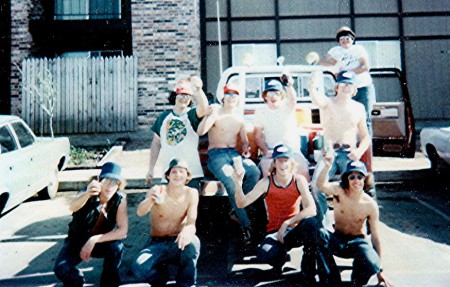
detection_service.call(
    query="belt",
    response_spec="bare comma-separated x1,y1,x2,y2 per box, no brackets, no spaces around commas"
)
333,143,351,150
151,236,178,242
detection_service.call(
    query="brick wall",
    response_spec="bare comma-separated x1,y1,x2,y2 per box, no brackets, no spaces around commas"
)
131,0,201,126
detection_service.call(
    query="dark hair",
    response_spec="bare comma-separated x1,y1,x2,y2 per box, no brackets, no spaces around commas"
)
168,91,193,107
164,166,192,184
340,172,374,191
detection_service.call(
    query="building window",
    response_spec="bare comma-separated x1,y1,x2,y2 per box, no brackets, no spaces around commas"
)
232,44,277,66
54,0,121,20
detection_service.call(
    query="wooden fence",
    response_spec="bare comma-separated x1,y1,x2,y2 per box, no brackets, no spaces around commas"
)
21,56,138,135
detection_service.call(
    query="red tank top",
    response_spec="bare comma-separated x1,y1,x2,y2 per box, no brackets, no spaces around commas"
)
265,175,302,233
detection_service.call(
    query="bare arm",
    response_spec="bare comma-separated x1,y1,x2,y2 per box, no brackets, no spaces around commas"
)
254,126,271,157
196,106,218,136
315,154,341,196
80,199,128,261
318,53,337,67
136,186,162,217
176,188,199,250
70,180,101,212
348,109,371,161
190,75,209,118
239,120,251,157
307,75,329,108
352,55,370,75
284,74,297,110
146,134,161,186
232,171,268,208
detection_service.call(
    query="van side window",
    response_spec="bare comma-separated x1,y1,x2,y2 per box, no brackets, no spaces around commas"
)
0,126,18,154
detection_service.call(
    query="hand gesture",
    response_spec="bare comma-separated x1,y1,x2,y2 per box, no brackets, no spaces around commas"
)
377,271,395,287
281,72,293,87
80,235,100,262
175,229,192,251
277,222,288,244
189,75,203,92
87,180,101,198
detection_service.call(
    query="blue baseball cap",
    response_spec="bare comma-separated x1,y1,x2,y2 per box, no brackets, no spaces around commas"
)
342,160,368,178
264,79,283,92
272,144,292,159
99,162,122,181
336,71,356,86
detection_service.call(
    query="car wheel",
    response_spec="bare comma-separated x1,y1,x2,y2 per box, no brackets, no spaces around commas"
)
426,145,441,173
38,166,59,199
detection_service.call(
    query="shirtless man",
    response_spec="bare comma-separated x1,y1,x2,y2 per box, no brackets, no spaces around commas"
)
133,159,200,287
316,155,394,287
308,71,371,225
197,84,261,244
253,74,310,181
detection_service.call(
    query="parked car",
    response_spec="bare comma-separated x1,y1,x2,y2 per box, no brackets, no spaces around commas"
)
420,126,450,172
211,65,415,163
0,115,71,214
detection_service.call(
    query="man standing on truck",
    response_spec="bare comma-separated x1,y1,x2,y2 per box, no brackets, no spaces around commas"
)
232,144,328,284
308,71,371,226
145,76,209,191
197,84,262,246
316,157,394,287
253,74,310,181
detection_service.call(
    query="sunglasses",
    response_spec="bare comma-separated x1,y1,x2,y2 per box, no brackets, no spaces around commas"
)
224,93,239,98
176,94,192,99
348,174,365,181
102,178,120,186
339,35,353,41
266,91,281,97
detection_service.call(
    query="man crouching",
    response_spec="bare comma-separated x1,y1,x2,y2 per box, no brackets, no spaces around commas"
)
133,158,200,287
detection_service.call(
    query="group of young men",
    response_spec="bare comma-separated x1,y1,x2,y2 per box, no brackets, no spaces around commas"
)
54,26,394,287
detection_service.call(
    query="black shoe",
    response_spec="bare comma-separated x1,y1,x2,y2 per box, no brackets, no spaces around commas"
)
242,226,253,246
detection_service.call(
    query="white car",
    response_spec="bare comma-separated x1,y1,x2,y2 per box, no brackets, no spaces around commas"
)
420,126,450,172
0,115,71,214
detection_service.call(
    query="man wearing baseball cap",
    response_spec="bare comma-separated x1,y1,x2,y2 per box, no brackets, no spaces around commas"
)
308,70,371,228
134,158,201,287
253,74,310,181
315,155,394,286
146,75,209,191
232,144,328,283
54,162,128,287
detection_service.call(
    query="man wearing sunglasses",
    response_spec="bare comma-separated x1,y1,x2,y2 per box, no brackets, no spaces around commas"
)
146,76,209,191
315,157,394,287
197,84,262,246
54,162,128,287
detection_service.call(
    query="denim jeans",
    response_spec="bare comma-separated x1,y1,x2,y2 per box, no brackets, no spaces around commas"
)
319,229,381,285
353,84,376,136
257,217,330,280
54,240,123,287
312,148,351,227
133,235,201,287
207,148,261,228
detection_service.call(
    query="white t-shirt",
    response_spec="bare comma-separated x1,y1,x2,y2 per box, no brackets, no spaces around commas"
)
253,102,300,152
327,44,373,88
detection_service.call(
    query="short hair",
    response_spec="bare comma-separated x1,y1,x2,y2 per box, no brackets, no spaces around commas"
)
340,172,374,191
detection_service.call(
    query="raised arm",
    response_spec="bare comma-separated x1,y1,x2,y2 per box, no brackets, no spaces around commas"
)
136,186,162,217
283,73,297,110
307,74,329,108
70,179,101,212
190,75,209,118
176,188,199,250
315,153,341,196
232,171,268,208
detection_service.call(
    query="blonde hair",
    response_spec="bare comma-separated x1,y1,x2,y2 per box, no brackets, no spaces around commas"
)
268,157,297,175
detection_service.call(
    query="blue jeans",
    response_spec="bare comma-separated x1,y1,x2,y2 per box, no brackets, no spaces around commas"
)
207,148,261,228
133,235,201,287
54,240,123,287
312,149,351,226
354,84,376,135
257,217,330,281
319,229,381,285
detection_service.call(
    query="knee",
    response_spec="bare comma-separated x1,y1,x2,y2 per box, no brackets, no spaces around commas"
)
181,237,201,260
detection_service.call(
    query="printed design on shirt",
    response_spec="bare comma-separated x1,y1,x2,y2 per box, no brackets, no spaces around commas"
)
166,118,187,145
340,53,359,68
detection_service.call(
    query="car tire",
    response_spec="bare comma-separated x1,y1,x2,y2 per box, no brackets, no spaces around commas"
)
38,166,59,199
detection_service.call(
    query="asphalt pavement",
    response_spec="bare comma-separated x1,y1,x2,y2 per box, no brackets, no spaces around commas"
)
1,129,450,286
